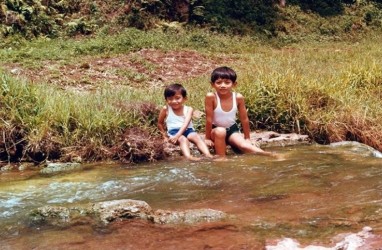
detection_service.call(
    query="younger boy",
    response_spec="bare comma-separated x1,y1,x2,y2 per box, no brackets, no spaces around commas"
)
204,66,278,158
158,83,213,160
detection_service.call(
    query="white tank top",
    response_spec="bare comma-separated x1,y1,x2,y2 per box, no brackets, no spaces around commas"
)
165,105,193,131
213,92,237,128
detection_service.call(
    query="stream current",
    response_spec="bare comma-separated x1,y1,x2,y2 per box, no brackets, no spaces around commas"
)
1,142,382,249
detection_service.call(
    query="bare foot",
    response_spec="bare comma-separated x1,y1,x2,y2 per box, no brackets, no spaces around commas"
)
203,154,215,160
213,156,228,161
272,153,285,161
186,156,201,161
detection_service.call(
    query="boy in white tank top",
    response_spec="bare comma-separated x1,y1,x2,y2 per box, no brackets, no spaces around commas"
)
204,67,280,159
158,83,213,161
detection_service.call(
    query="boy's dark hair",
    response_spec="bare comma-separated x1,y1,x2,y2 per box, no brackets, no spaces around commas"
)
164,83,187,99
211,66,237,83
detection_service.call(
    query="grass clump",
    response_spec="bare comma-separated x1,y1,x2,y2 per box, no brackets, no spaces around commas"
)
0,72,165,163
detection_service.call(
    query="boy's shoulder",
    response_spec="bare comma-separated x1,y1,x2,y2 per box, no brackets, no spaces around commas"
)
205,92,215,98
234,92,244,99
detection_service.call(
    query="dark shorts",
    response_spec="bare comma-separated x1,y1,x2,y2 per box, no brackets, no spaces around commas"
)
213,123,240,142
168,128,196,138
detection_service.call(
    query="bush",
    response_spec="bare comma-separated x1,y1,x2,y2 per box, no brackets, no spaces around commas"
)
298,0,344,16
189,0,279,35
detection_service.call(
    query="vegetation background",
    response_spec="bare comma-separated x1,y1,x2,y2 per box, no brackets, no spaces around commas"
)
1,0,382,165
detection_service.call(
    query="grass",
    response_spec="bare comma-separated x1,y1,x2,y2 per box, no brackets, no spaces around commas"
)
1,27,382,163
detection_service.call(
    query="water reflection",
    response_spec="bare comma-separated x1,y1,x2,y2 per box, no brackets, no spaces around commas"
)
1,143,382,248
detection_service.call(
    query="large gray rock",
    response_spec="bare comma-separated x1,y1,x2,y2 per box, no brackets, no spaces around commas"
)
250,131,310,148
152,208,227,224
28,205,87,226
28,199,228,227
40,162,82,174
91,199,153,224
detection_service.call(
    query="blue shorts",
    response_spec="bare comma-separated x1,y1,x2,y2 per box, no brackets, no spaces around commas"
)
168,128,196,138
213,123,240,142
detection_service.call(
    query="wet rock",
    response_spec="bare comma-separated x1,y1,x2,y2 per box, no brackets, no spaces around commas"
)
330,141,382,158
29,206,71,226
40,162,82,174
1,164,15,171
251,131,310,148
29,199,228,227
29,205,90,227
152,208,227,224
266,226,375,250
18,162,35,171
91,199,153,224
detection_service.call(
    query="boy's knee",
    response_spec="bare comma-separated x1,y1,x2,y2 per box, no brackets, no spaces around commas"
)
178,136,188,143
213,127,227,138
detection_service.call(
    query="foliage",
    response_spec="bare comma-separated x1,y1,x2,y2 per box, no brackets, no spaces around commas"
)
296,0,345,16
189,0,279,35
1,0,382,41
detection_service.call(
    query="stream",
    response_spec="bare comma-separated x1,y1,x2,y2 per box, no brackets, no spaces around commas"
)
1,142,382,249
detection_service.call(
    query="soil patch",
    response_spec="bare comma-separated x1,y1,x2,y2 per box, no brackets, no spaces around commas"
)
5,49,227,91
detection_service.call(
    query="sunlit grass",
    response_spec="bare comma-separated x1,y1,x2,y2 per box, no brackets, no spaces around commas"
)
1,28,382,162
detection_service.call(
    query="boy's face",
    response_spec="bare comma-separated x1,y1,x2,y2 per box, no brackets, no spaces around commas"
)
166,91,186,109
211,78,236,94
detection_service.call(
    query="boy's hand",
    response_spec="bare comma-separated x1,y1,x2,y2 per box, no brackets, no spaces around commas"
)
245,138,260,148
169,135,179,144
205,139,214,147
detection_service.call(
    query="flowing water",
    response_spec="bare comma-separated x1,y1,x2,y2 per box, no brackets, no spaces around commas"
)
1,142,382,249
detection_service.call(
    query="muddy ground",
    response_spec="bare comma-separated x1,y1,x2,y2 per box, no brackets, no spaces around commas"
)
5,49,226,90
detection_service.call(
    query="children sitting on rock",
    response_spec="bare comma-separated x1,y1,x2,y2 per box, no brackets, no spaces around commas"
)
158,83,213,161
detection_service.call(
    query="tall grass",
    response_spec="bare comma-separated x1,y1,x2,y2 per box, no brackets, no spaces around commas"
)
0,72,162,160
1,28,382,163
232,37,382,149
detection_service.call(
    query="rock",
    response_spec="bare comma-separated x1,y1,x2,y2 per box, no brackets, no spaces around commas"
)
152,208,227,224
251,131,310,148
29,199,228,227
18,162,35,171
29,206,71,226
10,68,21,74
266,226,375,250
1,164,15,171
40,162,82,174
28,205,90,227
91,199,153,224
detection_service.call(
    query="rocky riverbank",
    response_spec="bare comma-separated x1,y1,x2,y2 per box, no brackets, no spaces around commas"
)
0,131,311,172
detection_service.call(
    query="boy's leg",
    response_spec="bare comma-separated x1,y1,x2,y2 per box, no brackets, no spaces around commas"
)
228,133,265,153
178,136,200,160
211,127,227,156
187,133,213,158
228,133,275,156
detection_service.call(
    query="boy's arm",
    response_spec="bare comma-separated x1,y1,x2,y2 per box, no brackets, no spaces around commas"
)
157,106,168,140
237,93,251,140
204,93,215,144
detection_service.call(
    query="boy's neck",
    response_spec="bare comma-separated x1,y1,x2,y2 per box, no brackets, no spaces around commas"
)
216,91,233,99
170,104,184,113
